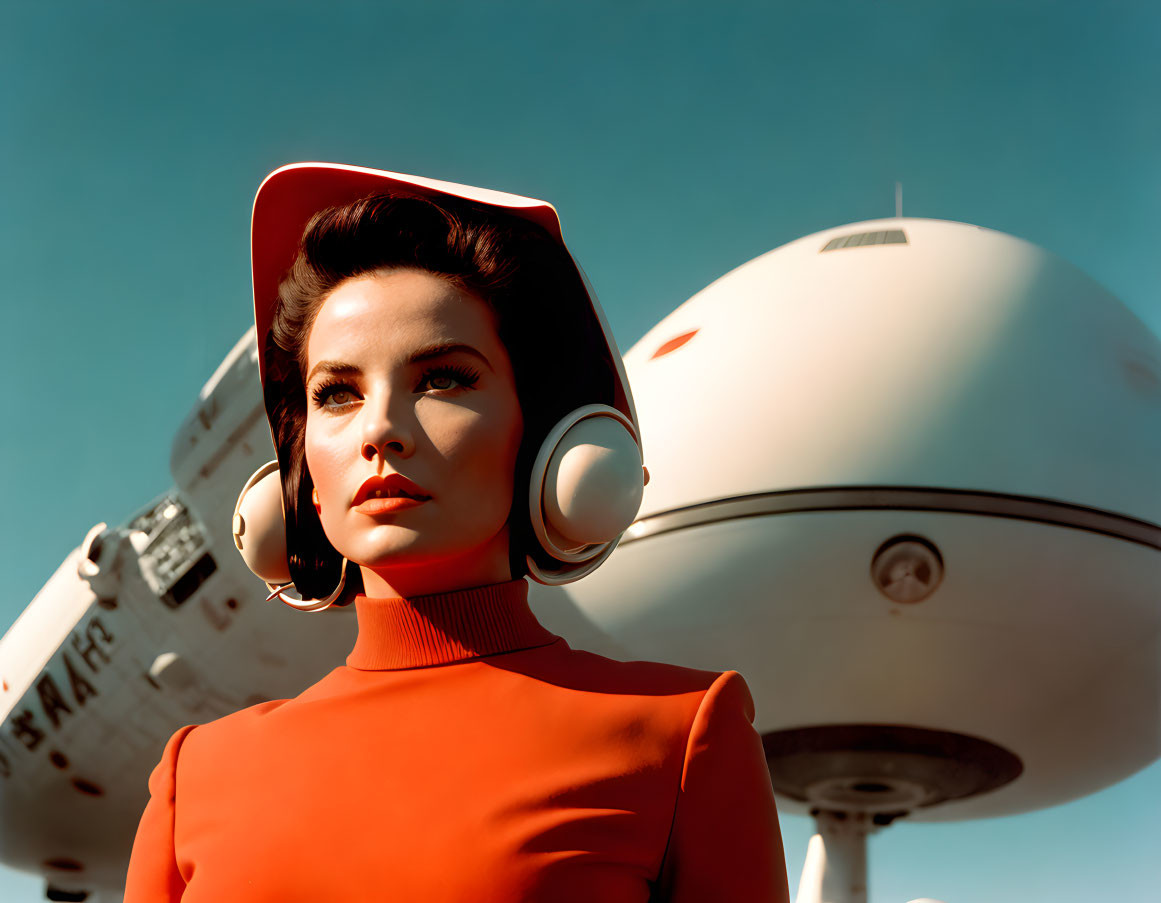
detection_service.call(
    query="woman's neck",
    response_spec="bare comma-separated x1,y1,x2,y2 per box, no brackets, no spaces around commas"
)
346,577,559,670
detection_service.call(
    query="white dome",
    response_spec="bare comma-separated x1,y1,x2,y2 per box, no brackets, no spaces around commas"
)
534,218,1161,822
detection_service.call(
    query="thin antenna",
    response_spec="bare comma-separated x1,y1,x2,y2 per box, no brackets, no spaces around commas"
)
895,182,903,218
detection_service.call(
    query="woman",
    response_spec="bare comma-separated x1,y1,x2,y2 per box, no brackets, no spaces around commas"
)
123,163,790,902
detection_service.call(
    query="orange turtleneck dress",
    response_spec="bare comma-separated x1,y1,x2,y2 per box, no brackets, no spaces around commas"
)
123,579,790,902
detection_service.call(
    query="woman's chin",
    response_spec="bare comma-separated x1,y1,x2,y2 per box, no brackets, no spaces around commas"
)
347,537,485,572
347,543,432,571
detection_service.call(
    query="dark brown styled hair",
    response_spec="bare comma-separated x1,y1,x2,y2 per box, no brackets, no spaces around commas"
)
262,192,616,603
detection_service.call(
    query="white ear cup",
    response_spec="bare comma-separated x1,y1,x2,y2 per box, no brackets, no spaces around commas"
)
528,405,644,573
544,415,644,547
232,461,350,612
232,460,291,585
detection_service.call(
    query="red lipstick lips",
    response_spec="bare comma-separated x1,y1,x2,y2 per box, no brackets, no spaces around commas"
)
352,474,431,515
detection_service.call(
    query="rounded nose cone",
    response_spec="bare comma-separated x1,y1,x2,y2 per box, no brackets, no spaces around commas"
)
629,218,1161,524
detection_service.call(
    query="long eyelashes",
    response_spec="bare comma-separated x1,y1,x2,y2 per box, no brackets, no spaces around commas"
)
310,364,482,411
418,363,481,392
310,379,356,410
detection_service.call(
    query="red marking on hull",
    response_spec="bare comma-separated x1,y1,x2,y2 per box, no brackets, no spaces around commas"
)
650,328,699,359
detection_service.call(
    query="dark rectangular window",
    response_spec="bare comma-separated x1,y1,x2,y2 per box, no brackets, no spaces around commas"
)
161,553,218,608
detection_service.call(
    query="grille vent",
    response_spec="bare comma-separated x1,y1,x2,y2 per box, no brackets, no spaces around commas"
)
822,229,908,252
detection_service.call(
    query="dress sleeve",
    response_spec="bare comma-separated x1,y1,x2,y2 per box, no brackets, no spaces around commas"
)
654,670,791,902
123,724,198,902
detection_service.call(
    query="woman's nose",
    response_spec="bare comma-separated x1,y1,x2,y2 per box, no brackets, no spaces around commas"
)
360,397,414,461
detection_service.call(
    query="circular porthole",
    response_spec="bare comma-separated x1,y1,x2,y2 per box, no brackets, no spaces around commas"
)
870,534,944,604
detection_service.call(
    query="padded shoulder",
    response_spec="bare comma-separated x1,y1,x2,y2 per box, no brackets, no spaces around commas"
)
654,669,790,902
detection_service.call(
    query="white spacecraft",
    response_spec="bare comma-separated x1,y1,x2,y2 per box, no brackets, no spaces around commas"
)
539,217,1161,901
1,217,1158,903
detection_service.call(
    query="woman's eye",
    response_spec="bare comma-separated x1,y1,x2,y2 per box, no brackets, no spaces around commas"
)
312,383,359,410
418,366,479,393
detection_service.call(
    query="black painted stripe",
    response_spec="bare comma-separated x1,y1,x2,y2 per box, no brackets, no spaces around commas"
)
622,486,1161,552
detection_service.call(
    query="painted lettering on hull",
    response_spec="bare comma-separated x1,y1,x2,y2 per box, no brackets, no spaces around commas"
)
1,614,116,777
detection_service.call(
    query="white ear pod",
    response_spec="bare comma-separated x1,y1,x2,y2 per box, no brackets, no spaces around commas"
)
232,461,350,612
544,415,644,547
232,460,292,586
528,405,644,574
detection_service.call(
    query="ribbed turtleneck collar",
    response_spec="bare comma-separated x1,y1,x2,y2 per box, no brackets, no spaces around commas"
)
345,578,560,670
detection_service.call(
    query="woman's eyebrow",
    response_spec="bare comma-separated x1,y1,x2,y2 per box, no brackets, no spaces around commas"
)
306,343,494,385
408,342,493,371
306,360,362,385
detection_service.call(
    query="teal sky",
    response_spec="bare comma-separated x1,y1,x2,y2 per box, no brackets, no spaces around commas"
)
2,2,1159,900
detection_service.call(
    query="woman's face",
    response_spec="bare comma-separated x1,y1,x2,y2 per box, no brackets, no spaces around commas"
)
303,268,523,598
